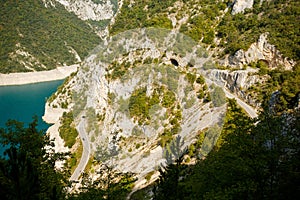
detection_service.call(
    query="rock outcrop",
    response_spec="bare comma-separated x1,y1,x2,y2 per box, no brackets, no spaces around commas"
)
208,68,258,90
232,0,254,15
44,0,115,21
207,68,264,106
223,33,295,70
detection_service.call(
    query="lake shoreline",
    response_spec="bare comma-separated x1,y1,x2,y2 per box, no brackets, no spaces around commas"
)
0,65,78,86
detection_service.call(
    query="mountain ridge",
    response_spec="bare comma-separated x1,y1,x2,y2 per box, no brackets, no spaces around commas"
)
0,0,118,73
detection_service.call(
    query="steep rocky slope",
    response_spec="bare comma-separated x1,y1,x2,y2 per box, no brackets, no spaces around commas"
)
43,0,299,192
222,33,295,70
44,29,228,185
43,0,119,37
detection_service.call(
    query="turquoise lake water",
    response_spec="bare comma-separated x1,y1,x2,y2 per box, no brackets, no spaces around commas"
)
0,80,63,129
0,80,64,155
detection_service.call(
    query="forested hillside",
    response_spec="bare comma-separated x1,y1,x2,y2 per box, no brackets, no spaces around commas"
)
147,100,300,200
0,0,100,73
216,0,299,60
110,0,299,62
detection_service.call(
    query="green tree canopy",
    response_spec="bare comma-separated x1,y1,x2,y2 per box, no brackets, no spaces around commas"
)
0,117,69,200
152,100,300,199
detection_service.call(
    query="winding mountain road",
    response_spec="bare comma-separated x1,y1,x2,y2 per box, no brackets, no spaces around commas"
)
204,77,258,118
223,89,258,118
70,117,91,181
69,77,257,182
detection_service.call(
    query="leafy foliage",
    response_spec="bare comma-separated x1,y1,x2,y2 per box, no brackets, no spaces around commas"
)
154,136,187,200
106,61,131,80
70,167,135,200
129,87,150,124
59,111,78,148
109,0,175,35
0,117,69,199
0,118,137,200
153,162,185,200
152,100,300,199
248,63,300,112
268,64,300,112
129,86,178,125
180,0,225,45
211,85,226,107
217,0,300,61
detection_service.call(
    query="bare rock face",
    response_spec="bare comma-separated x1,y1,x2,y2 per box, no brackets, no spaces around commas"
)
42,0,56,7
208,68,264,106
232,0,254,15
58,0,115,21
226,33,295,70
209,68,258,92
44,0,115,21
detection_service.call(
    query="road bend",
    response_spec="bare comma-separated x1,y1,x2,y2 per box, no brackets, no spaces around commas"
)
70,117,91,181
204,77,258,119
223,89,258,118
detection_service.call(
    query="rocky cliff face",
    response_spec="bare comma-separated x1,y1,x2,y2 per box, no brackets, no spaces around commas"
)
207,68,264,106
44,0,116,21
221,33,295,70
46,29,227,184
208,68,258,92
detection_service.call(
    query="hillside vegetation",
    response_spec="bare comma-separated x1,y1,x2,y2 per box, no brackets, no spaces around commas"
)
217,0,299,60
109,0,176,34
0,0,100,73
110,0,299,63
150,100,300,200
111,0,300,112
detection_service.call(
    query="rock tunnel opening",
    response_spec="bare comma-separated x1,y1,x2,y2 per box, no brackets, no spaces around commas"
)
170,58,179,67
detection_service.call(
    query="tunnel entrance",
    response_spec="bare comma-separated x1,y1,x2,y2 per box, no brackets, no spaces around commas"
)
170,58,179,67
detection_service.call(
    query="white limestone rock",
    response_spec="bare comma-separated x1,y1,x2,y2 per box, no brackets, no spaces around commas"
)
60,0,114,21
208,67,264,107
232,0,254,15
227,33,295,70
48,29,227,183
44,0,116,21
208,68,259,92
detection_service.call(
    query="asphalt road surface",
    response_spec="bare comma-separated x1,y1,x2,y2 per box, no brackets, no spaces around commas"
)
204,77,258,118
224,89,258,118
70,118,91,181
